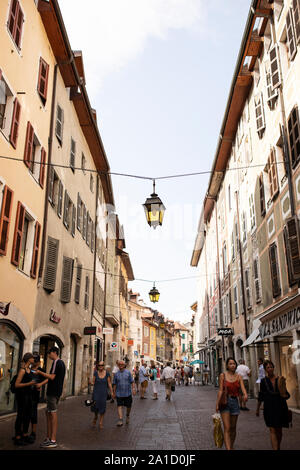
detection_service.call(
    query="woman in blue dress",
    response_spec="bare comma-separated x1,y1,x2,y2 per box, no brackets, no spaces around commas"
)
92,361,113,429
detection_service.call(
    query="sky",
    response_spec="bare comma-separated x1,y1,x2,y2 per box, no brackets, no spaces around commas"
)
58,0,251,323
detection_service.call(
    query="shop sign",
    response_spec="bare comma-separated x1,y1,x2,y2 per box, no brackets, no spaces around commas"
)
128,339,134,346
50,309,61,324
84,326,97,335
160,323,165,328
109,342,118,351
217,328,234,336
103,328,114,335
134,351,139,356
0,301,10,316
259,306,300,339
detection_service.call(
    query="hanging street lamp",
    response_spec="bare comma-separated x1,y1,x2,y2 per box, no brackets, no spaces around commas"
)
143,180,166,229
149,284,160,303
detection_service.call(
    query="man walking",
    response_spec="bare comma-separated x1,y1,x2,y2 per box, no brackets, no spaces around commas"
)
161,362,175,400
203,364,210,385
236,358,251,410
112,360,136,426
139,361,149,399
37,347,66,448
184,364,190,386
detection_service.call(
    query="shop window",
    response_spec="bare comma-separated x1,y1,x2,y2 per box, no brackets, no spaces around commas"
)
0,185,13,256
37,57,49,105
60,256,74,303
7,0,24,50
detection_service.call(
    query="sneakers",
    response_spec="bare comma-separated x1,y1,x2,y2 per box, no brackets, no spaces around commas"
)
117,420,123,427
40,438,58,448
22,435,35,444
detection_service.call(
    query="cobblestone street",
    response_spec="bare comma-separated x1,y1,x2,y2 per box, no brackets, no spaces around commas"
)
1,383,300,451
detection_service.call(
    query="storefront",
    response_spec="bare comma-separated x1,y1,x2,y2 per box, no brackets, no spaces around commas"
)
0,320,24,415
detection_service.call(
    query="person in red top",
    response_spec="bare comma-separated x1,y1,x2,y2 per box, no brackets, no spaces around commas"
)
216,357,248,450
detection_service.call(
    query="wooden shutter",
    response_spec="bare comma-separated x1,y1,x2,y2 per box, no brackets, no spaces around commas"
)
269,243,281,297
23,122,34,170
14,4,23,49
37,57,49,102
284,216,300,283
57,181,63,217
86,211,90,245
255,93,265,135
288,107,300,166
9,98,21,148
0,186,13,255
253,258,262,302
84,275,89,310
268,148,279,199
77,194,81,231
8,0,18,37
74,264,82,303
91,221,94,253
70,138,76,171
286,8,297,60
39,147,46,188
293,0,300,44
259,173,266,217
43,236,59,291
55,105,63,143
60,256,73,303
11,201,25,266
48,166,54,203
63,190,68,227
270,44,281,89
82,205,86,240
30,221,41,278
71,204,76,237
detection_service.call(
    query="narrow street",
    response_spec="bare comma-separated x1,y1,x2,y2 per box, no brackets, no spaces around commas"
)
1,383,299,451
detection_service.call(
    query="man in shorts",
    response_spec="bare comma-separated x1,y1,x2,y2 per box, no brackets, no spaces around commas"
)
37,347,66,448
139,361,149,399
112,360,136,426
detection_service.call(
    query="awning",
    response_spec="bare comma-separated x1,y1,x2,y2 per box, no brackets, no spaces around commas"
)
241,319,262,347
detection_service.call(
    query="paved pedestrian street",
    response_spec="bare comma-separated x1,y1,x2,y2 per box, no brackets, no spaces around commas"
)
1,383,300,451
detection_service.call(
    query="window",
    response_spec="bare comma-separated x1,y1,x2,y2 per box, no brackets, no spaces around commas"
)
77,194,82,232
81,153,86,174
241,211,247,244
231,231,235,261
70,138,76,172
222,297,228,326
222,242,227,275
267,148,279,199
63,191,75,234
255,93,266,137
90,174,94,193
0,69,21,148
84,275,89,310
55,104,64,144
253,256,262,302
286,7,297,61
288,106,300,167
136,311,139,320
284,215,300,284
245,269,251,309
293,0,300,44
82,205,86,240
233,285,239,318
48,167,63,217
144,326,149,337
182,343,185,353
144,343,148,354
74,264,82,304
86,211,91,246
249,193,256,230
182,333,185,339
259,173,266,217
269,44,281,90
23,122,46,187
7,0,24,50
269,242,281,297
37,57,49,104
214,307,219,328
43,236,59,292
61,256,74,303
0,185,13,256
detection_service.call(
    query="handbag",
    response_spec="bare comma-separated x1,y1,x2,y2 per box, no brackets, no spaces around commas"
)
218,373,228,410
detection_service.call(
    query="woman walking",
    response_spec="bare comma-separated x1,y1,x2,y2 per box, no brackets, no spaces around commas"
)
216,357,248,450
256,360,290,450
134,365,139,394
14,353,36,445
150,361,158,400
91,361,113,430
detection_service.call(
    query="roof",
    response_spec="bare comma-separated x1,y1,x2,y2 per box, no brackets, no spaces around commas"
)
174,322,189,331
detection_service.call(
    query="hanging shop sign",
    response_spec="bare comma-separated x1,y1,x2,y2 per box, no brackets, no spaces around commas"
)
103,328,114,335
50,309,61,324
217,328,234,336
84,326,97,335
160,323,165,328
259,306,300,339
128,339,134,346
109,342,118,351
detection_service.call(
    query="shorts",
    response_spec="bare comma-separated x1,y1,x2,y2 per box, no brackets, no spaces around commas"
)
220,396,240,416
116,396,132,408
46,395,60,413
140,380,148,389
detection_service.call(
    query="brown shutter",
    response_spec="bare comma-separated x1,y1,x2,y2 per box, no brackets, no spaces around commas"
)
82,205,86,240
0,186,13,255
293,0,300,44
48,166,54,203
9,98,21,148
84,275,90,310
14,4,23,48
8,0,18,37
77,193,81,231
259,173,266,216
43,236,59,291
30,221,41,278
11,201,25,266
63,190,68,227
288,107,300,167
74,264,82,303
86,211,90,245
23,122,34,169
284,216,300,283
60,256,74,303
268,148,279,200
57,181,63,217
269,243,281,297
71,204,76,237
39,147,46,188
37,57,49,101
286,8,297,60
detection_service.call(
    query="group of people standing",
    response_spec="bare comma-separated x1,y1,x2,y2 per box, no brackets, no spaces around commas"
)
216,357,291,451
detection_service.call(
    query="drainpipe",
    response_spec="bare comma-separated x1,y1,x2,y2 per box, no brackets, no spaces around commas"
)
38,64,58,283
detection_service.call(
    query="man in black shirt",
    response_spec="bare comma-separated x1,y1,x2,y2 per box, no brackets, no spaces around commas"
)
37,347,66,448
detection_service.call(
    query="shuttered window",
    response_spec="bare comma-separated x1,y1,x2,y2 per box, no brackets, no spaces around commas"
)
245,269,251,309
39,147,46,188
233,285,239,318
284,216,300,284
86,211,90,246
259,173,266,217
9,98,21,148
74,264,82,303
270,44,281,90
77,193,81,231
286,8,297,61
84,276,89,310
30,222,41,278
249,193,256,230
253,257,262,303
37,57,49,103
11,201,25,266
91,221,95,253
269,243,281,298
288,106,300,167
82,205,86,240
0,186,13,255
8,0,24,49
60,256,74,303
255,93,266,136
23,121,34,170
43,236,59,292
57,181,63,218
70,138,76,172
293,0,300,44
55,104,64,144
268,148,279,199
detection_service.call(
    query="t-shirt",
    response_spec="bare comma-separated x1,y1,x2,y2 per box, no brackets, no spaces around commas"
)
139,366,148,383
31,367,45,400
150,368,157,381
184,366,190,374
236,364,250,381
47,359,66,398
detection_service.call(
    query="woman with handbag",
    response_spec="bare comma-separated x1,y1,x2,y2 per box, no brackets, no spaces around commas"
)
256,360,291,450
91,361,113,429
216,357,248,450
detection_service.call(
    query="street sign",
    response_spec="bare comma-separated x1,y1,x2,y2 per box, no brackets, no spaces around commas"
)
217,328,234,336
103,328,114,335
84,326,97,335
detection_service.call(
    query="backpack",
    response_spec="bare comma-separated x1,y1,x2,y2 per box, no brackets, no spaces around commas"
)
10,374,18,394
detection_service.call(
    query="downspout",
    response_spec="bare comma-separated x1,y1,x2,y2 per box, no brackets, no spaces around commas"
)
38,64,58,282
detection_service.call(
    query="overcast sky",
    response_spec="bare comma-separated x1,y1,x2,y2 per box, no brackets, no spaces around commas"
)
58,0,251,323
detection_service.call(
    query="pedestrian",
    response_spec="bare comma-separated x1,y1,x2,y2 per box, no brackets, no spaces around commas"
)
139,361,149,399
91,361,113,430
149,361,158,400
256,360,290,450
184,364,190,386
112,360,136,426
194,368,201,386
203,364,210,385
133,365,139,394
37,346,66,448
13,353,36,446
30,354,48,442
180,366,184,385
236,359,251,410
175,367,181,386
216,357,248,451
255,358,266,398
156,365,161,380
161,362,175,401
189,365,194,385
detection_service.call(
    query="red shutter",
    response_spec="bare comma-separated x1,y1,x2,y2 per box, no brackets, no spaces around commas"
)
39,147,46,188
14,4,23,48
23,122,34,169
8,0,18,37
11,201,25,266
30,221,41,278
37,58,49,101
9,98,21,148
0,186,14,255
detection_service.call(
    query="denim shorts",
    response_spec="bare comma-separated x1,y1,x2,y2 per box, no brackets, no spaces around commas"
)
220,396,240,415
